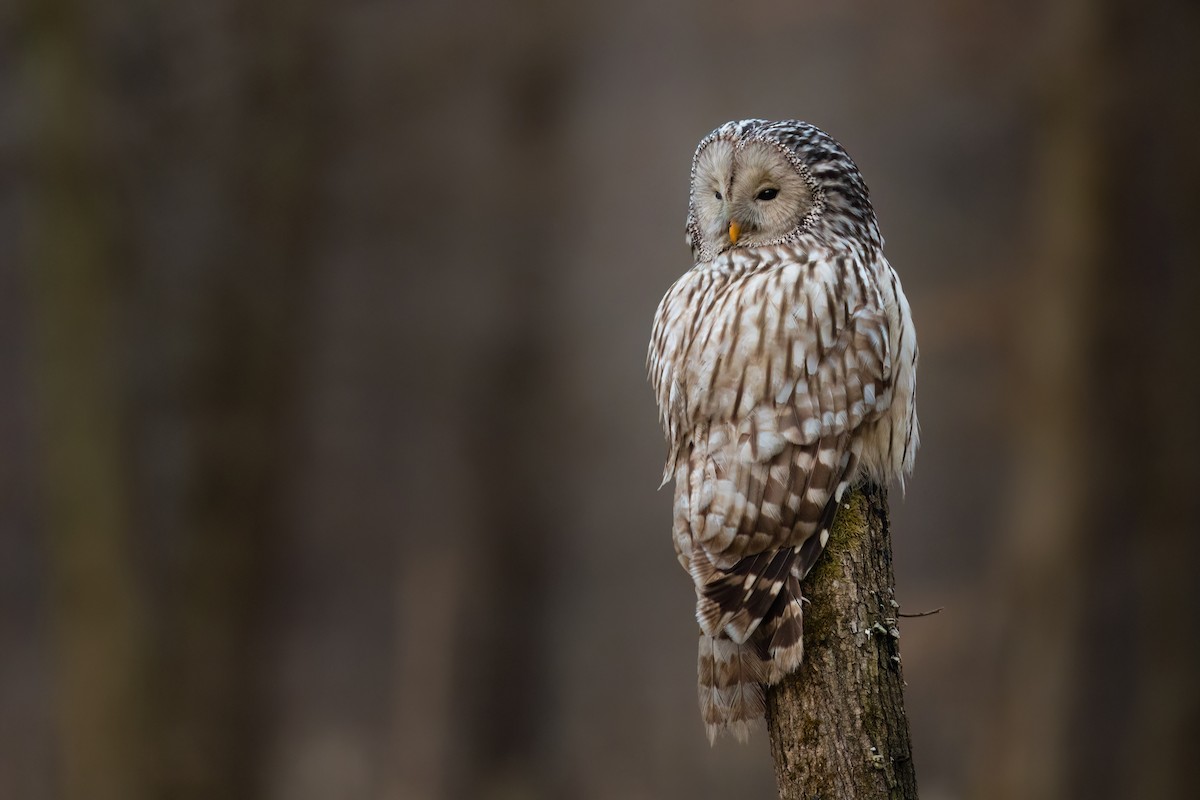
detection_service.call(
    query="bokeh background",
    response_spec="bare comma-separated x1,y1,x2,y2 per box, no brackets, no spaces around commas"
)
4,0,1200,798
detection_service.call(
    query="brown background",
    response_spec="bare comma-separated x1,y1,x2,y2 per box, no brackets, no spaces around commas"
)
5,0,1200,798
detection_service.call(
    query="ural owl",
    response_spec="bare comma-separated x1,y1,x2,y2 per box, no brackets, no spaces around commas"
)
647,119,918,743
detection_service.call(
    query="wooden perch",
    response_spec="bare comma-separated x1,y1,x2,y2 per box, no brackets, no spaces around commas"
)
766,483,919,799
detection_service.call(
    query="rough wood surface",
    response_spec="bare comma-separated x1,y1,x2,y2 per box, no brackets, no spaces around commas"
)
766,484,918,799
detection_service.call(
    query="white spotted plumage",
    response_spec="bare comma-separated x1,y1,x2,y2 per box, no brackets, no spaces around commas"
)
648,120,918,743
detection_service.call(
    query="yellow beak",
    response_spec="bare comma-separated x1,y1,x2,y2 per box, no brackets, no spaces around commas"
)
728,220,741,244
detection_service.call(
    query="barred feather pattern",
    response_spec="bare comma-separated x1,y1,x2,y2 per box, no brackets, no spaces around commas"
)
648,120,918,743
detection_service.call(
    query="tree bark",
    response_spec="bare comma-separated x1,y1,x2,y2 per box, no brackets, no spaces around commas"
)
766,484,918,800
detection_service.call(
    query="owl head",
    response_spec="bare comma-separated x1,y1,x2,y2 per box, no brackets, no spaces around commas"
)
685,119,879,263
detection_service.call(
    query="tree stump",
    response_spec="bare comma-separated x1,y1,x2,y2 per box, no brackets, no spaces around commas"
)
766,483,919,799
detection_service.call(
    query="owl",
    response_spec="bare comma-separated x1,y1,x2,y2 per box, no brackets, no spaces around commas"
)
648,120,918,743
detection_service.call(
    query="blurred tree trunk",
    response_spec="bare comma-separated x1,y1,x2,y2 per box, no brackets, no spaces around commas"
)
981,1,1200,798
449,33,578,800
1077,1,1200,797
27,3,149,799
144,7,324,800
144,4,325,797
978,2,1101,797
766,485,919,800
25,1,326,798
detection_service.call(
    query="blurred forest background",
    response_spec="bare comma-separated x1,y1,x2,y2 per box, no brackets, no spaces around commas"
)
4,0,1200,798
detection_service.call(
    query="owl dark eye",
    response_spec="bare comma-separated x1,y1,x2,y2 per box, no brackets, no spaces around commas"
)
756,188,779,201
714,191,722,200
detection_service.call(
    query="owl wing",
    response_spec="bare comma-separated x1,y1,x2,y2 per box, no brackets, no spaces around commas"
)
679,297,894,645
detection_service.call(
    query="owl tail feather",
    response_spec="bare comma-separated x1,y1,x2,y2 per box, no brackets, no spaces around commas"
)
697,633,767,744
763,579,805,684
695,547,795,643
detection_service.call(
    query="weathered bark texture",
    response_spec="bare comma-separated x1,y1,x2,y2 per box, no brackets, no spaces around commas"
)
766,484,918,800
